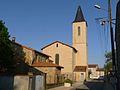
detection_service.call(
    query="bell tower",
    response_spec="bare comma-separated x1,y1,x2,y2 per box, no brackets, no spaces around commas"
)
72,6,88,80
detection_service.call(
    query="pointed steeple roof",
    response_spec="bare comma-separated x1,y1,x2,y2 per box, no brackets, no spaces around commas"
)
73,5,85,23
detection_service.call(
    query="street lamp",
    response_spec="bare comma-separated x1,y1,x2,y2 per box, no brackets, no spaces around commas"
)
94,4,108,11
94,5,101,9
94,1,116,71
95,1,117,89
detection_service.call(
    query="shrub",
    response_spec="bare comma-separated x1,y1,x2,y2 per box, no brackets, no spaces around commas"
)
64,79,73,84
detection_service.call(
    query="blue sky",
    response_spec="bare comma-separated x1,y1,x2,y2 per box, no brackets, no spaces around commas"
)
0,0,118,67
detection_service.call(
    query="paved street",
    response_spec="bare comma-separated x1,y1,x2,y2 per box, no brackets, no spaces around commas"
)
84,80,104,90
47,82,85,90
47,79,115,90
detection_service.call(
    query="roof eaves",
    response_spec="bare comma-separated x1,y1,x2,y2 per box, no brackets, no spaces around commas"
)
41,41,77,52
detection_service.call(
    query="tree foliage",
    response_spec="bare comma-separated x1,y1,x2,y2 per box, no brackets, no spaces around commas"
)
104,52,112,74
0,20,15,74
105,52,112,63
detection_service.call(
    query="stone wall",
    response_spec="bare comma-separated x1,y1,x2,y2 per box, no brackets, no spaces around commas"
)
0,75,45,90
12,42,49,66
34,67,63,84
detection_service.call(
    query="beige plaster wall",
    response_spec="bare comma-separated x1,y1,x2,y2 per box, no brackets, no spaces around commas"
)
74,72,86,82
72,21,88,80
34,67,61,84
96,71,104,77
42,42,74,73
72,22,88,66
72,22,87,44
88,67,97,78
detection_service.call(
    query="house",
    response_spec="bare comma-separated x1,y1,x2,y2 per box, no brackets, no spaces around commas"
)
0,41,48,90
12,41,64,85
88,64,104,79
88,64,98,79
12,41,50,66
32,60,64,84
96,68,104,77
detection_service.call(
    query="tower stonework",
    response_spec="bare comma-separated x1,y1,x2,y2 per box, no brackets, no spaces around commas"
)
72,6,88,81
72,22,88,66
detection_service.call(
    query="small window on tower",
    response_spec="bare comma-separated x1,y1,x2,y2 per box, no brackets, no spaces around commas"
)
78,26,80,36
56,44,58,47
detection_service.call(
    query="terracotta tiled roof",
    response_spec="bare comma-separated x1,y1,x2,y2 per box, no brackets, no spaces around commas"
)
41,41,77,52
31,61,64,68
74,66,86,72
48,59,53,63
11,41,50,57
96,68,104,71
88,64,98,68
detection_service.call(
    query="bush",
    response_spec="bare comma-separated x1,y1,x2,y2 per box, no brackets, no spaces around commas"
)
64,79,73,84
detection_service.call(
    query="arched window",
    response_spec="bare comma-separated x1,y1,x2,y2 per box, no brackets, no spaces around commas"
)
55,54,59,65
78,26,80,36
56,44,58,47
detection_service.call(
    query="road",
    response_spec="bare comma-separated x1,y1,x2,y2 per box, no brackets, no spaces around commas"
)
83,80,104,90
81,79,115,90
47,80,115,90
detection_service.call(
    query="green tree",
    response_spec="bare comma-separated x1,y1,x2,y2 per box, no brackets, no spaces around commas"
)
104,52,112,75
0,20,15,74
105,52,112,63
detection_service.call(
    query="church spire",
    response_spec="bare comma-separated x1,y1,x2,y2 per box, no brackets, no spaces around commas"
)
73,5,85,22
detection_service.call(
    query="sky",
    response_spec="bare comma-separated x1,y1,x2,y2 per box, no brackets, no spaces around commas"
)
0,0,118,67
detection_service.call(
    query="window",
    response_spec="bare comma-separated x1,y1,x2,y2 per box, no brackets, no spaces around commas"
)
81,73,84,75
78,26,80,36
55,54,59,65
56,44,58,47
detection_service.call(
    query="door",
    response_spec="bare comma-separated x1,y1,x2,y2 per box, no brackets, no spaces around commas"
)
80,73,84,82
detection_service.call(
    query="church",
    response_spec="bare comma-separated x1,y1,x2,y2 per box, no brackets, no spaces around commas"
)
41,5,88,82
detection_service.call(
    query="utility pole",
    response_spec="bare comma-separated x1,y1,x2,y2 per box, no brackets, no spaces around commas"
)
108,0,116,70
108,0,118,90
94,0,116,71
95,1,117,89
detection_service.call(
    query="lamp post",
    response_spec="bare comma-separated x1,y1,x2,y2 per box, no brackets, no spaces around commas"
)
94,0,116,71
108,0,116,71
95,0,117,90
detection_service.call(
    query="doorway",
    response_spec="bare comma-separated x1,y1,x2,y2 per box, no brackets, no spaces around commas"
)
80,73,84,82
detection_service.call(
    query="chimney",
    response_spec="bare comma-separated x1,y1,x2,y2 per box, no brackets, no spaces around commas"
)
12,37,16,42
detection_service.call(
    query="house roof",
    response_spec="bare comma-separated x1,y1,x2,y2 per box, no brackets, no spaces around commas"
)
73,5,85,23
41,41,77,52
74,66,86,72
48,59,53,62
96,68,104,71
31,61,64,68
88,64,98,68
11,41,50,57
